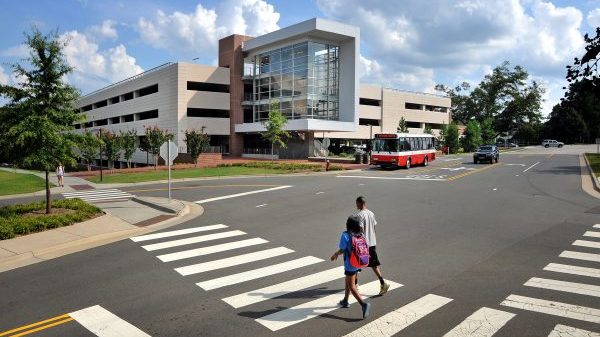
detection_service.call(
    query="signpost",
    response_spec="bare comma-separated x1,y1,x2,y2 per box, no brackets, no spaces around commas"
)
160,140,178,201
596,138,600,154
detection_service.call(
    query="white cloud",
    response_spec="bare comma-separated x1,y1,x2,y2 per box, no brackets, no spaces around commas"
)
0,66,9,85
0,44,29,58
136,0,280,57
88,20,118,41
587,8,600,28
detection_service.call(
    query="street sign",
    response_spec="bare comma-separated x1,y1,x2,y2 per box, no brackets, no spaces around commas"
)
160,141,178,165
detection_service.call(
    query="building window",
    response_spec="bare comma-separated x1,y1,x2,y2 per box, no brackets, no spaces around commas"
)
406,121,421,128
425,105,448,113
405,103,422,110
359,118,380,126
110,96,120,104
74,124,81,129
84,122,93,128
122,92,134,101
122,114,134,123
94,100,107,109
111,117,120,124
138,84,158,97
187,108,230,118
187,81,230,93
82,105,92,112
138,109,158,120
359,98,381,106
95,119,108,126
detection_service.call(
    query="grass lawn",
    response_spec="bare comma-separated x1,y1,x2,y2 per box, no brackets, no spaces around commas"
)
0,170,49,196
586,153,600,177
87,166,290,184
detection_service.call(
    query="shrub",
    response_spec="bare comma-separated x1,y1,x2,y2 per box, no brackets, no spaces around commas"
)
0,222,15,240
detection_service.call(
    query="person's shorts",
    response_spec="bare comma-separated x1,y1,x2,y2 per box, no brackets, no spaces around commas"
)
368,246,381,267
344,269,361,276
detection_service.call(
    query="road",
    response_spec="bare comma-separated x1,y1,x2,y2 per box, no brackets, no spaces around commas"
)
1,146,599,337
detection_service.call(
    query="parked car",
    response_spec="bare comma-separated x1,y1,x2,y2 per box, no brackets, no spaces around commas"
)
542,139,564,148
474,145,499,164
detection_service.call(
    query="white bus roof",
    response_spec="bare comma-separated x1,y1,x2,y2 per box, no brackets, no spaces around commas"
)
374,133,434,138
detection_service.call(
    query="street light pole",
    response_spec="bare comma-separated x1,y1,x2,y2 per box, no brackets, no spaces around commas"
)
99,128,103,183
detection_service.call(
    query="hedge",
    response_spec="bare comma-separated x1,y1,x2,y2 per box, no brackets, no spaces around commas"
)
217,162,343,171
0,199,102,240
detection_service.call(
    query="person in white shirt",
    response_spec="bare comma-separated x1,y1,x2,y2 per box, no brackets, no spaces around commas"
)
355,196,390,295
56,164,64,187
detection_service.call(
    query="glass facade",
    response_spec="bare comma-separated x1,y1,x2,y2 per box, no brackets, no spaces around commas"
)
243,41,339,122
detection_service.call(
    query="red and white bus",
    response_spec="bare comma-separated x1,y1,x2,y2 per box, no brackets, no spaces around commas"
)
370,133,436,169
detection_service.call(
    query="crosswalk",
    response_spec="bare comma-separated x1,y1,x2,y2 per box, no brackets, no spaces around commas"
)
129,223,600,336
63,188,134,202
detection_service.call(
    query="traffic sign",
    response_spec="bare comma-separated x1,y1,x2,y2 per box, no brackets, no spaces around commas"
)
160,141,178,165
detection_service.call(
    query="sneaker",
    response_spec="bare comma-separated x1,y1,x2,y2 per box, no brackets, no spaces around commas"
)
339,299,349,308
361,302,371,319
379,283,390,296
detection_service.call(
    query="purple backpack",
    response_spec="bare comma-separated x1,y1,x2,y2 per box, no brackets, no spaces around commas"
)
349,234,370,268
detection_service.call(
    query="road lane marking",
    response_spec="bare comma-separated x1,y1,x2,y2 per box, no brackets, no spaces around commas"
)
195,185,292,204
337,175,446,181
156,238,268,262
70,305,151,337
256,280,403,332
197,256,323,290
573,240,600,249
501,294,600,323
584,231,600,238
548,153,555,159
0,314,72,337
559,250,600,262
131,224,228,242
543,263,600,279
255,204,268,208
548,324,600,337
127,184,278,193
175,247,294,276
141,230,246,251
315,191,325,194
505,164,526,166
222,266,345,308
523,162,540,172
442,307,515,337
447,163,498,182
439,167,475,171
524,277,600,297
342,293,449,337
63,189,123,196
595,224,600,229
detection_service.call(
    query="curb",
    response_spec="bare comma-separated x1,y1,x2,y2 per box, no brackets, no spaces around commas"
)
583,154,600,193
132,196,182,215
0,200,203,273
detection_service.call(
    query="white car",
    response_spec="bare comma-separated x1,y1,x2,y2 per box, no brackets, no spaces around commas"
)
542,139,564,148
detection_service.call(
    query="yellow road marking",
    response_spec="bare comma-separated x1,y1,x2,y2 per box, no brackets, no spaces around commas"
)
0,314,72,337
547,153,555,159
127,184,279,193
380,160,463,175
447,163,499,182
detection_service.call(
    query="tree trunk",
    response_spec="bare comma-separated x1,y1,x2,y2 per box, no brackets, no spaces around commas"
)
87,162,91,171
271,142,274,161
154,154,158,170
45,170,51,214
146,152,149,165
127,160,131,169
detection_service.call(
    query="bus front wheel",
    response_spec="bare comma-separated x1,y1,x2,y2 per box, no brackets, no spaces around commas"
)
405,158,411,169
423,156,429,167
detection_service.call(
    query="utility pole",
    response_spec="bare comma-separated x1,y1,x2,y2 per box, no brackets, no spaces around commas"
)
99,128,103,183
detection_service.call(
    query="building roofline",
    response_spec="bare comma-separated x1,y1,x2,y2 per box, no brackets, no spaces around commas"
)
382,87,449,99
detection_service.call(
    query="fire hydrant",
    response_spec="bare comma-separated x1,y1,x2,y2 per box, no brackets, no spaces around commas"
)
325,159,330,172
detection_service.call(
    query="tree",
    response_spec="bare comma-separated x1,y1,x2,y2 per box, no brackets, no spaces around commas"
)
261,102,290,161
119,129,137,168
0,28,81,214
480,118,495,144
423,124,433,135
397,117,409,133
144,126,173,169
445,122,460,154
138,136,150,166
438,122,447,145
79,130,102,171
461,120,482,152
100,129,120,169
545,105,589,144
185,126,210,167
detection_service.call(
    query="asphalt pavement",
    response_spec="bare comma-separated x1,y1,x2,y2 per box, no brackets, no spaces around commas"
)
1,146,599,337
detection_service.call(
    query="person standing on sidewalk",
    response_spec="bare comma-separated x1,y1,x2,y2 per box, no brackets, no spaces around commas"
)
330,215,371,319
355,196,390,295
56,164,65,187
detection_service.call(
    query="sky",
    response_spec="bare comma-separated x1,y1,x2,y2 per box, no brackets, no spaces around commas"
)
1,0,600,116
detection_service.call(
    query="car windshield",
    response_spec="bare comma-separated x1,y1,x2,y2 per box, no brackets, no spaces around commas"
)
372,139,398,152
479,146,493,151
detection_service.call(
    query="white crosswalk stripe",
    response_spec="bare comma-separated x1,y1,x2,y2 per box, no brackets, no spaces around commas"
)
131,225,228,242
583,231,600,239
222,266,345,308
501,294,600,324
156,238,269,262
442,307,515,337
197,256,323,291
256,280,403,332
70,305,151,337
175,247,294,276
141,230,246,251
63,189,134,202
594,224,600,229
573,240,600,249
524,277,600,298
548,324,600,337
543,263,600,279
559,250,600,263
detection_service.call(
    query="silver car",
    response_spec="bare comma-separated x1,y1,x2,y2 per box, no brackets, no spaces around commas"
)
542,139,564,148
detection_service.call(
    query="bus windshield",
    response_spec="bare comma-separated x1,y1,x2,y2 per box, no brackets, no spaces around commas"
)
372,139,398,152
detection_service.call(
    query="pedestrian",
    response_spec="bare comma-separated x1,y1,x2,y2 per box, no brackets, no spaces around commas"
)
56,164,64,187
354,196,390,295
330,215,371,319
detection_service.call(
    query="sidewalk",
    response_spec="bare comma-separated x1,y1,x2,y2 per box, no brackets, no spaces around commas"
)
0,196,203,273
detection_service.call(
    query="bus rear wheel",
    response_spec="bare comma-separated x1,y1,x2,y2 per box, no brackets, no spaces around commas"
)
423,156,429,166
405,158,411,169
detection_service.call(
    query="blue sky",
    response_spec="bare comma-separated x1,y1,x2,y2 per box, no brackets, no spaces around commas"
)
2,0,600,115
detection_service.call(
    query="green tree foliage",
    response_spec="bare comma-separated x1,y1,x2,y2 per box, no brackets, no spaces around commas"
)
119,129,137,168
438,122,447,145
445,122,460,154
138,136,150,165
185,126,210,167
144,126,173,169
261,102,290,161
461,120,482,152
0,28,81,213
79,130,102,171
436,61,543,135
397,117,409,133
545,106,589,143
513,123,543,145
99,129,120,169
423,124,433,135
480,118,496,144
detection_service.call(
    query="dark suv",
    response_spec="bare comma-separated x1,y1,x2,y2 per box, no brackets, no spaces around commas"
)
474,145,499,164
